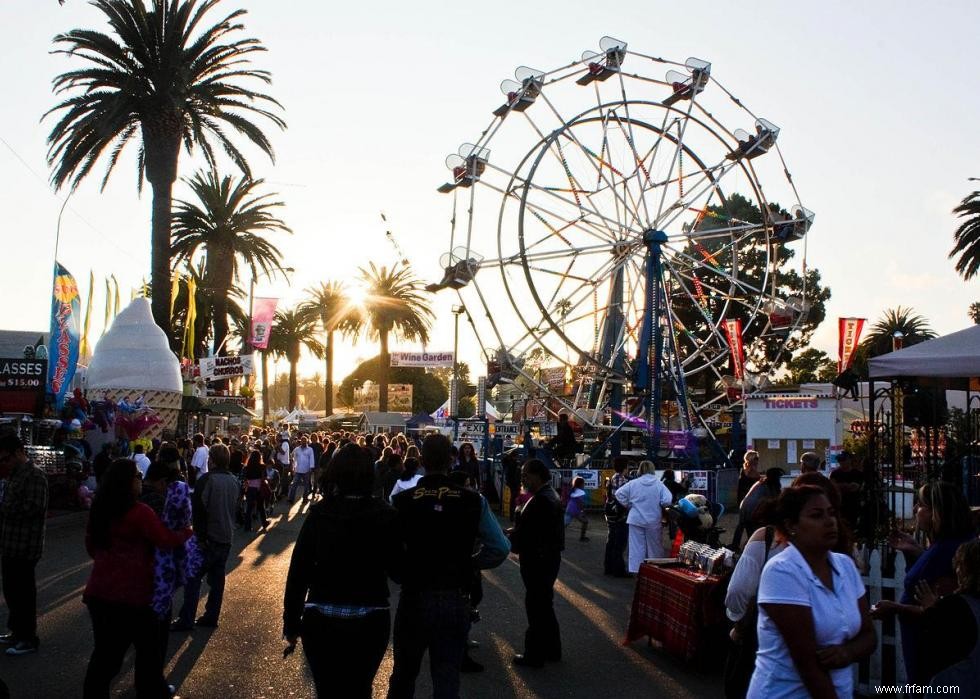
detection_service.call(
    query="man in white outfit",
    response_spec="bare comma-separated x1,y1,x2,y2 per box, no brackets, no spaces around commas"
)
614,460,673,573
287,435,315,504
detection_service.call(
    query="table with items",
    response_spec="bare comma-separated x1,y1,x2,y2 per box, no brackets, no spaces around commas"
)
624,543,729,661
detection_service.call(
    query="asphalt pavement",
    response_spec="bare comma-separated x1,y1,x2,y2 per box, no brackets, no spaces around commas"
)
0,501,726,698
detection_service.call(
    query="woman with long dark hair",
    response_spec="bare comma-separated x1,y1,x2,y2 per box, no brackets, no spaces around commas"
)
82,459,192,698
457,442,480,487
748,486,875,698
872,481,976,682
243,450,269,533
283,444,404,698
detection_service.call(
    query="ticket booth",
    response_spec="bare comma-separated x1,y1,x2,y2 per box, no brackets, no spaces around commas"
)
745,389,841,474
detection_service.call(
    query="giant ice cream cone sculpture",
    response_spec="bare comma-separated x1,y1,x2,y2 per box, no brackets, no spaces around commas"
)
86,298,182,440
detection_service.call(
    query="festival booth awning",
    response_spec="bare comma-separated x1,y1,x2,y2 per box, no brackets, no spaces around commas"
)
868,325,980,382
406,412,436,429
204,401,257,418
363,412,407,433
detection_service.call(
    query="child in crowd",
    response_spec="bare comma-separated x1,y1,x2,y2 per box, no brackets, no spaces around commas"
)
564,476,589,542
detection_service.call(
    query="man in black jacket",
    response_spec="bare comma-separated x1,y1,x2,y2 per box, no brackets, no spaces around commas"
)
388,434,509,699
508,458,564,668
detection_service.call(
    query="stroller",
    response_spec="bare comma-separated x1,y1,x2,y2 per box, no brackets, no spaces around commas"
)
667,493,725,548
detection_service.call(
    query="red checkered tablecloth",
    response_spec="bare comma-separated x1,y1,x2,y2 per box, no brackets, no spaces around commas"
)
624,562,725,661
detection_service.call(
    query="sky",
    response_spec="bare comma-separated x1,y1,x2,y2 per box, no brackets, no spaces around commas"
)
1,0,977,388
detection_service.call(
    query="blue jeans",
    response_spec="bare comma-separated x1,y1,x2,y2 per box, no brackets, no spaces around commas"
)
177,541,231,625
288,472,311,503
387,589,469,699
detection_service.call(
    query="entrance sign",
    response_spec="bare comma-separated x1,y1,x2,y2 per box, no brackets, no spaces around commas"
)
390,351,454,368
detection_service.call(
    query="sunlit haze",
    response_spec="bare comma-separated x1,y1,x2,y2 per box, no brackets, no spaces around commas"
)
2,1,977,387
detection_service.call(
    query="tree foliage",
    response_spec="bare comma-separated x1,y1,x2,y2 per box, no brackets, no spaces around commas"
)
299,281,363,415
850,306,937,377
45,0,285,339
171,170,290,356
337,355,448,415
951,186,980,280
779,348,838,385
672,193,831,388
270,308,324,410
359,263,433,411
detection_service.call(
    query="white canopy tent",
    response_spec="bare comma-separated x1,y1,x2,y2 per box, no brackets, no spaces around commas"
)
869,325,980,379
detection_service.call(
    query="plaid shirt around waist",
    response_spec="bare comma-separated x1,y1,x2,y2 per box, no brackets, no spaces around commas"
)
0,461,48,560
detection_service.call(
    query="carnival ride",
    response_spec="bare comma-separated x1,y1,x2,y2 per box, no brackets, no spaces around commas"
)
429,37,814,461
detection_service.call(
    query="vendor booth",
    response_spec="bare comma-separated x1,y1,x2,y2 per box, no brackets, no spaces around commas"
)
868,325,980,506
744,386,841,473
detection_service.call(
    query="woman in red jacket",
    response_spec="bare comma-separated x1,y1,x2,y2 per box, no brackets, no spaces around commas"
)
82,459,192,699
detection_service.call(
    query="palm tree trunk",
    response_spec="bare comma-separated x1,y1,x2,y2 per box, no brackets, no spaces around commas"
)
261,350,270,424
379,330,389,412
149,178,175,345
143,126,180,348
289,347,299,410
325,330,333,416
211,251,233,357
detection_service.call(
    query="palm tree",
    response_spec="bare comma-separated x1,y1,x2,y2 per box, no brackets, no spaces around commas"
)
270,308,324,411
969,302,980,325
45,0,285,341
170,260,247,359
861,306,937,359
951,185,980,280
300,282,362,416
360,263,433,412
171,169,290,356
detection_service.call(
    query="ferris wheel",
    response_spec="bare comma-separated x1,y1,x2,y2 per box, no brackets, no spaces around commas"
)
428,36,814,449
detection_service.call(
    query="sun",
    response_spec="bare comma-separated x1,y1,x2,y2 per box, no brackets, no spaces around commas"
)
346,282,369,310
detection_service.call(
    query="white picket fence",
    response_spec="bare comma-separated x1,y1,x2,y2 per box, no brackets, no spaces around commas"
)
854,545,907,694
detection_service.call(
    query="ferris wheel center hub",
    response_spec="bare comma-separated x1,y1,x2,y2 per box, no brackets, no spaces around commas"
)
643,229,668,245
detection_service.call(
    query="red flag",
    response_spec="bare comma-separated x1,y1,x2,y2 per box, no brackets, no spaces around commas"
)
723,318,745,380
250,297,279,349
838,317,866,373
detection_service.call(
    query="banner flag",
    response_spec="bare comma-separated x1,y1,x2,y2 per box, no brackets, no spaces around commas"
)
722,318,745,380
103,277,112,335
838,317,866,373
250,297,279,349
46,262,81,408
79,270,94,362
182,277,198,360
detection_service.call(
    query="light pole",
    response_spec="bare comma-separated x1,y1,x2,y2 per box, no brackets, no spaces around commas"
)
451,304,465,436
249,266,293,424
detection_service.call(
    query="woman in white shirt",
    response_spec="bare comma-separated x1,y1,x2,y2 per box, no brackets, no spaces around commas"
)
748,486,875,699
614,460,673,573
389,456,423,501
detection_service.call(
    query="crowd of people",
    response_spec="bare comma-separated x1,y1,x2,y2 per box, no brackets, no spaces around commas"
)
1,422,979,698
723,449,980,697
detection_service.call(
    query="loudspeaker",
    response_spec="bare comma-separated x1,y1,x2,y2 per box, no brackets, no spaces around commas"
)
903,388,948,427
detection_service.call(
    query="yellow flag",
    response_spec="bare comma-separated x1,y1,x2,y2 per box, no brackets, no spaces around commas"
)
111,275,121,317
79,270,94,361
182,277,197,359
170,273,181,319
103,277,112,334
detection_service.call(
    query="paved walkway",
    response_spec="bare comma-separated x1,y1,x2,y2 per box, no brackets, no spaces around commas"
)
0,504,725,698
